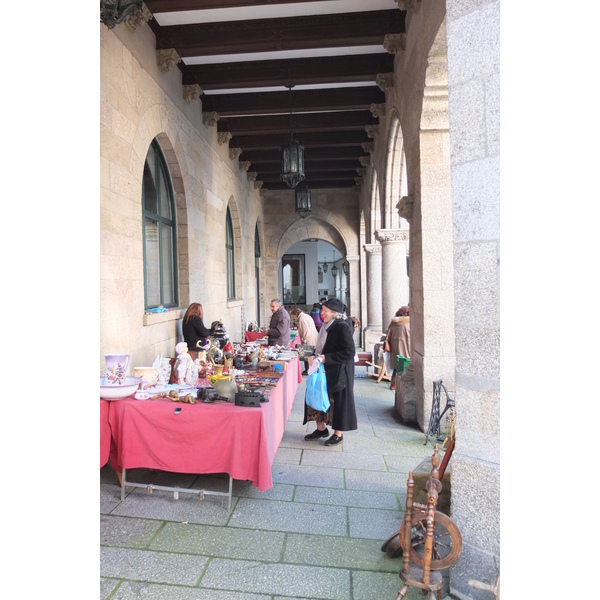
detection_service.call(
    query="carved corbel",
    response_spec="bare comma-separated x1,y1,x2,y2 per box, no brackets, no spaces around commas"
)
354,177,363,186
239,161,251,172
202,111,219,127
229,148,242,160
356,168,366,177
370,103,386,118
218,132,232,146
125,3,152,32
254,180,263,190
383,33,406,55
376,73,394,92
365,125,379,139
361,142,374,153
247,171,258,182
156,48,181,73
396,195,414,222
183,84,203,104
396,0,423,13
359,156,371,167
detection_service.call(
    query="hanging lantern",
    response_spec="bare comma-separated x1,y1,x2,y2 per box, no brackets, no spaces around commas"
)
322,257,328,273
280,85,305,188
294,182,312,218
343,260,348,275
331,250,338,278
100,0,143,28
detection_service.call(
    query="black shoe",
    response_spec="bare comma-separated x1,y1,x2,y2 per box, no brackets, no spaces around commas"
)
324,433,343,446
304,427,329,440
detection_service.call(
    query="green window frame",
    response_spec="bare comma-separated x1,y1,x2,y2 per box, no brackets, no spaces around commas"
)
142,139,178,309
226,207,235,299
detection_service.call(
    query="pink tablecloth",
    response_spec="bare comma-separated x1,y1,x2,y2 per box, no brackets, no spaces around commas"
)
107,357,301,491
100,400,111,467
245,331,266,342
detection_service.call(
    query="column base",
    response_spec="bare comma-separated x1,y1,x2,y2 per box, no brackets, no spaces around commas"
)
395,364,418,427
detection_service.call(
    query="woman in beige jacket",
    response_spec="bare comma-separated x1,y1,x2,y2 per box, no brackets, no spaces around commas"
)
290,307,319,374
385,306,410,389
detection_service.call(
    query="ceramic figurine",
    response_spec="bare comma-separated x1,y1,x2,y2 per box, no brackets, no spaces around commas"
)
174,342,193,385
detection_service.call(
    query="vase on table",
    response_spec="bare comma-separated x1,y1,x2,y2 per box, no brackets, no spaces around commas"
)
104,353,130,385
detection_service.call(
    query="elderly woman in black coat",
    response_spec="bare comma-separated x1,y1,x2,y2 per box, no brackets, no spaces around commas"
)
303,297,357,446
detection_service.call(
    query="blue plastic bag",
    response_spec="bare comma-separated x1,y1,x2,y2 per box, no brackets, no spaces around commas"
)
305,364,330,412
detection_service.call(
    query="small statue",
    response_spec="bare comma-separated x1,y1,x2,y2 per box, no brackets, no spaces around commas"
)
174,341,193,385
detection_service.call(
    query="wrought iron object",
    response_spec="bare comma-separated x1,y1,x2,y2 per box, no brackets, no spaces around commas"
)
100,0,143,29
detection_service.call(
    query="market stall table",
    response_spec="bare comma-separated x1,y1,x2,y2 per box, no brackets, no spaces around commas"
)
106,357,302,510
100,400,110,467
244,331,266,342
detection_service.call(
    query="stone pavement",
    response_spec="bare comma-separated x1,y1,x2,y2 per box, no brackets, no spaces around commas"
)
100,368,455,600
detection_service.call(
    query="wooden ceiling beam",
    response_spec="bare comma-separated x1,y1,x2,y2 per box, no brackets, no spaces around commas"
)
153,10,404,57
146,0,327,13
239,146,368,162
201,86,385,116
182,53,394,90
229,129,370,151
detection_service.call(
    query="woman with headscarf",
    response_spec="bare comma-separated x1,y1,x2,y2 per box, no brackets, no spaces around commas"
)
303,298,357,446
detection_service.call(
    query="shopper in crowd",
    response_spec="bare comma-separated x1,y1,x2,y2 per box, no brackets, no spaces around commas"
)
182,302,212,359
304,297,357,446
290,307,319,375
309,302,323,330
385,305,410,390
267,298,291,347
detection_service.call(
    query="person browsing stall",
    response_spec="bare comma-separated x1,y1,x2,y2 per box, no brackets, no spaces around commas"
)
304,297,357,446
267,298,291,347
182,303,212,358
290,307,319,375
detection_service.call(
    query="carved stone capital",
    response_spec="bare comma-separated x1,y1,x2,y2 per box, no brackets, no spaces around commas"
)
183,84,203,104
229,147,242,160
396,0,423,13
254,180,263,189
396,195,414,221
239,161,251,172
125,3,152,32
365,125,379,139
361,142,374,153
218,132,232,146
376,73,394,92
156,48,181,73
202,111,219,127
247,171,258,182
359,156,371,167
375,229,409,244
370,103,386,118
383,33,406,55
363,243,382,255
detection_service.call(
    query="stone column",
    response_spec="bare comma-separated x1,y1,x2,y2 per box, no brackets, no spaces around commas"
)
345,255,361,346
375,229,409,330
362,244,383,353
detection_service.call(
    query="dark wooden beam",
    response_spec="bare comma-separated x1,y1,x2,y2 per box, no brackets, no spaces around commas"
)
218,110,377,135
249,159,363,173
183,53,394,90
239,146,368,163
229,129,370,151
201,86,385,116
154,10,405,57
146,0,329,12
263,179,359,190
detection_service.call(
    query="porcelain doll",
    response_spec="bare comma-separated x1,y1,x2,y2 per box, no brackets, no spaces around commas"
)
174,342,193,385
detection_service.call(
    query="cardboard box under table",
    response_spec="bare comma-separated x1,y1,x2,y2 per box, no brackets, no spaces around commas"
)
107,357,302,511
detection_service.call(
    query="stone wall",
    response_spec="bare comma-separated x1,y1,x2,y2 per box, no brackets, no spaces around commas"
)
446,0,501,597
100,21,262,372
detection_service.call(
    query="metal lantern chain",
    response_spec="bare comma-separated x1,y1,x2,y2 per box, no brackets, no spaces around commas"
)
100,0,143,29
280,85,305,188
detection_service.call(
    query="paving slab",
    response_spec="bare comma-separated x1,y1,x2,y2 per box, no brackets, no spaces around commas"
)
150,522,285,561
107,580,271,600
200,559,351,599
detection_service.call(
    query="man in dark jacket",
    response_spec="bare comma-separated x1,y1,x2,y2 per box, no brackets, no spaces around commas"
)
267,298,291,347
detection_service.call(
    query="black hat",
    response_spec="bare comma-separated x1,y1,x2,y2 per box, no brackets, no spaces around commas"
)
323,298,344,313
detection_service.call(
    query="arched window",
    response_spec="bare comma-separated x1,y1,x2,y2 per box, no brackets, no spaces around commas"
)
226,207,235,299
142,139,178,309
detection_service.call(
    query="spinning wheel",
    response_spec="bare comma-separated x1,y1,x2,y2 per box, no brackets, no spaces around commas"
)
401,509,462,570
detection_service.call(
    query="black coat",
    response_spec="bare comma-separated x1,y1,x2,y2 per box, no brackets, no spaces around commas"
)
182,315,211,350
322,318,357,432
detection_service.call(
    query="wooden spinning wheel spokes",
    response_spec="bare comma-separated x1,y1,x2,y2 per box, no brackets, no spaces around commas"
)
401,510,462,570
